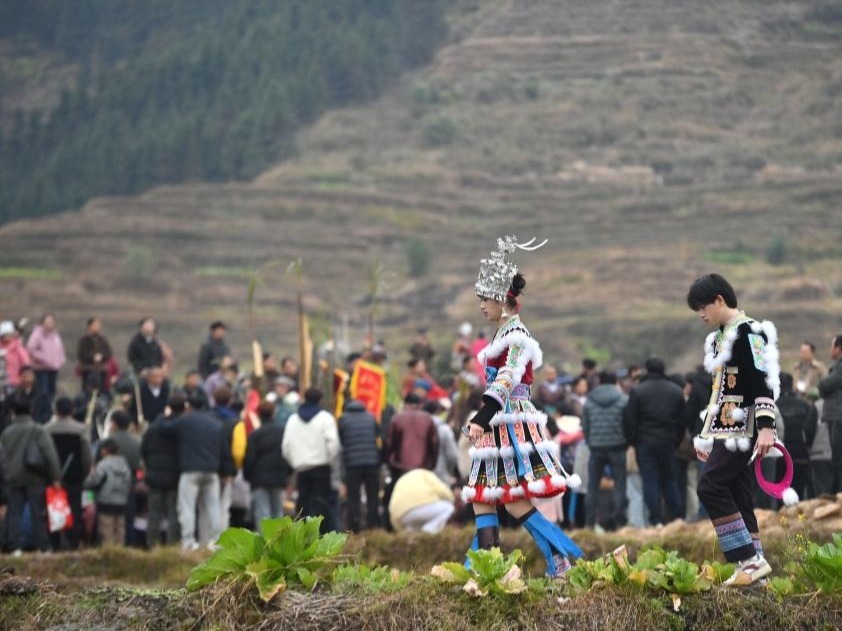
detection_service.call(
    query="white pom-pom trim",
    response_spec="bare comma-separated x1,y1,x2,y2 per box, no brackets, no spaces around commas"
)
499,445,515,459
528,480,547,495
566,474,582,491
461,486,477,502
725,438,737,452
693,436,714,453
737,437,752,452
549,475,566,489
510,486,526,498
782,487,799,506
731,408,746,423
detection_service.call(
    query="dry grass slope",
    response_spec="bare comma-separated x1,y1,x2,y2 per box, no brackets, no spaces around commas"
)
1,0,840,374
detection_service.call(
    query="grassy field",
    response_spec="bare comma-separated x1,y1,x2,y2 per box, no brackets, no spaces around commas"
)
2,514,842,630
0,0,840,379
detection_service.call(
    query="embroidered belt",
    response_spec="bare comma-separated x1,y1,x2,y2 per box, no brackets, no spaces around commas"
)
511,384,531,399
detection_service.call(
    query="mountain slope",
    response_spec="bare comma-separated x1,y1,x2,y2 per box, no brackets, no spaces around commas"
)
1,0,840,376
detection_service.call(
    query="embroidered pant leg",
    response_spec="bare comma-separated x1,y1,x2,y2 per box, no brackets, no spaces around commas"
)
697,442,756,562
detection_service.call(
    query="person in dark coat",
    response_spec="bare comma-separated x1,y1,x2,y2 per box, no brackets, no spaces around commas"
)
11,366,51,424
625,356,686,525
197,321,232,379
338,399,382,532
45,396,92,549
0,395,61,554
159,399,232,550
141,393,184,547
243,401,291,526
130,366,170,425
76,317,113,393
776,373,818,500
126,317,163,375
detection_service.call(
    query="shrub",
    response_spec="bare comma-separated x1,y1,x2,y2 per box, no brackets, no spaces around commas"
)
421,115,458,147
431,548,529,597
765,234,787,265
405,236,432,278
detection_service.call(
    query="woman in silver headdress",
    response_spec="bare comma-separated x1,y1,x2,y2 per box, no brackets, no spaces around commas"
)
463,236,583,577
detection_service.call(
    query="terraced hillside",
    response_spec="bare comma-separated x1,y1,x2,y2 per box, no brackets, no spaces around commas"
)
1,0,841,377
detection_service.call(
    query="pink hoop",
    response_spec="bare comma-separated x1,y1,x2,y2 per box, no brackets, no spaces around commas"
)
754,441,794,499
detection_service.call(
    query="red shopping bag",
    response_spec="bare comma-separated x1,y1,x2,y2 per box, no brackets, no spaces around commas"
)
46,486,74,533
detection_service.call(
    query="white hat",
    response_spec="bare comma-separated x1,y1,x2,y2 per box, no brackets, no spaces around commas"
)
0,321,15,336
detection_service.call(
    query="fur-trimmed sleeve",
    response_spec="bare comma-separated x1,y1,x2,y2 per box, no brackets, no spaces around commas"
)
480,330,542,408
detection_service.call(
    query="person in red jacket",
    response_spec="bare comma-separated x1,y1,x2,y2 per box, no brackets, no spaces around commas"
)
382,393,439,531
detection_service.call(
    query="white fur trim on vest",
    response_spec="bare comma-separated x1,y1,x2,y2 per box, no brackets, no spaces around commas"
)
478,330,543,372
725,438,738,452
499,445,515,459
731,408,746,423
756,320,781,400
737,437,752,453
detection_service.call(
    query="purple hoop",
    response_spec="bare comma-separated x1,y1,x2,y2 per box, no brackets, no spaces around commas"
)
754,441,794,499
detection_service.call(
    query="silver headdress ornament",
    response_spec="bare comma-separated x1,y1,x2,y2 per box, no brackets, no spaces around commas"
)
475,236,548,301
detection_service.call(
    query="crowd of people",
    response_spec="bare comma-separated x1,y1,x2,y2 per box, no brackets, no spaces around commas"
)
0,311,840,555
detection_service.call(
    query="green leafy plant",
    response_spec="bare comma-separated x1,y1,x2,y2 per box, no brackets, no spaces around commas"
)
566,554,627,594
627,547,711,594
186,516,346,602
332,564,413,594
431,548,528,597
801,533,842,593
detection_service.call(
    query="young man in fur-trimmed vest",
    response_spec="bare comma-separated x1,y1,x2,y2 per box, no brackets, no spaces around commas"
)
687,273,780,586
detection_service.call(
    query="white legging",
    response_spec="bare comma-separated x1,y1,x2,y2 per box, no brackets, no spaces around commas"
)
400,500,455,533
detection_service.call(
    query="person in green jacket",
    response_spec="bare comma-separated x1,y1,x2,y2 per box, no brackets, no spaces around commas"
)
0,394,61,555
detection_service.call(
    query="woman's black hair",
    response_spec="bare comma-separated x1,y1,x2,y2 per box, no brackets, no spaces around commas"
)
686,273,737,311
506,273,526,310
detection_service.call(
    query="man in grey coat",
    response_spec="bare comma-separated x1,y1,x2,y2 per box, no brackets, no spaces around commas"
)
581,371,628,531
0,396,61,555
818,334,842,493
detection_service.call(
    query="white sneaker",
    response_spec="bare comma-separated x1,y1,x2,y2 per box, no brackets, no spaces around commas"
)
182,541,200,552
11,549,23,558
724,554,772,586
593,524,606,535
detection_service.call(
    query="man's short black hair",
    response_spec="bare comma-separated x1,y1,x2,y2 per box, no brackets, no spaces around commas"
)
111,410,132,430
644,356,666,375
686,273,738,310
802,340,816,353
303,387,323,405
404,392,422,406
834,335,842,350
779,372,794,392
8,393,31,415
597,370,617,385
55,396,74,417
210,320,226,331
582,358,597,370
168,392,187,416
422,400,442,414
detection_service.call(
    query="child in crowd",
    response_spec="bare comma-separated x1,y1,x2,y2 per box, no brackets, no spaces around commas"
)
85,438,131,546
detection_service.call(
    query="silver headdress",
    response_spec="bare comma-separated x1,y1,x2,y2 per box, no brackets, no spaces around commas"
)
475,236,548,301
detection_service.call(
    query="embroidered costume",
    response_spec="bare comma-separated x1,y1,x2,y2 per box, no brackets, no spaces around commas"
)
693,313,781,564
464,236,582,577
461,314,576,504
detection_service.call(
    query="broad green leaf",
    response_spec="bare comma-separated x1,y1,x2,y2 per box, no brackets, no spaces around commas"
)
438,562,472,583
297,566,318,590
255,567,287,602
186,528,265,591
